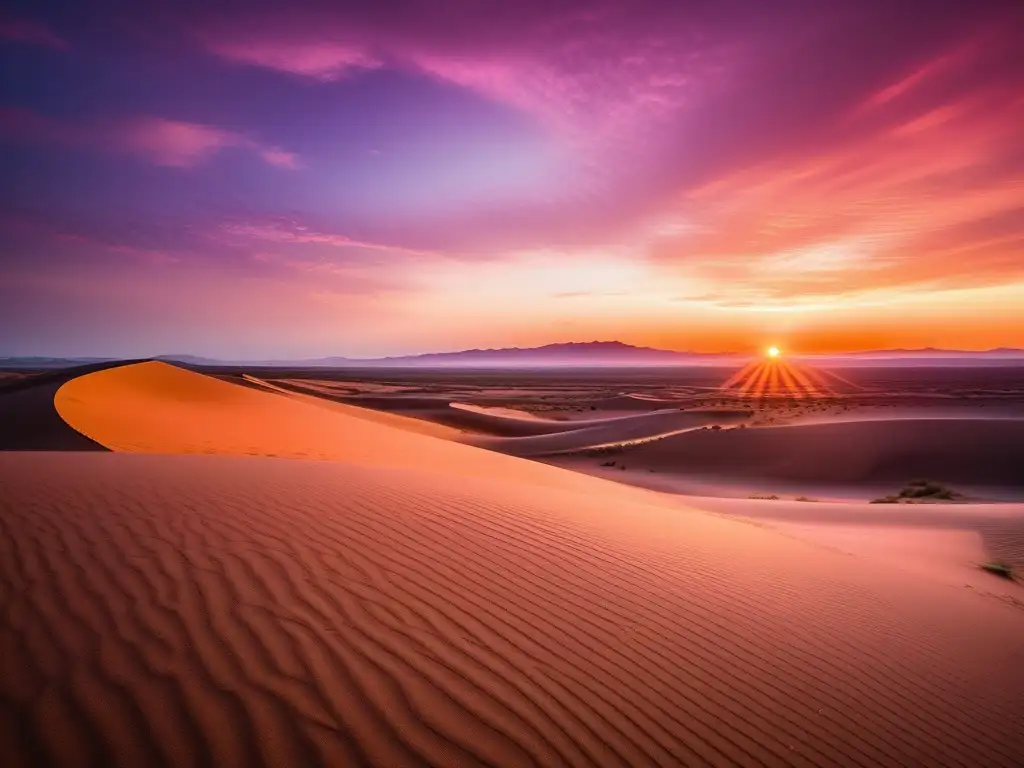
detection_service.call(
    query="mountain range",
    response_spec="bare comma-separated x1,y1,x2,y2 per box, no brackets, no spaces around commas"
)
2,342,1023,369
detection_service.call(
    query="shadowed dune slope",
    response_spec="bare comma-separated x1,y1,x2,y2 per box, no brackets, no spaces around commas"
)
623,418,1024,486
0,360,144,450
241,375,465,441
1,451,1023,767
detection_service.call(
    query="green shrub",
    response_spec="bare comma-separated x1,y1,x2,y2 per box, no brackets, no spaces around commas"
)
980,562,1014,580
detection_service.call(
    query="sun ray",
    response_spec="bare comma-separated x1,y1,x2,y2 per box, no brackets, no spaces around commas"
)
737,362,765,397
789,364,826,397
768,360,781,397
721,361,760,391
776,361,806,399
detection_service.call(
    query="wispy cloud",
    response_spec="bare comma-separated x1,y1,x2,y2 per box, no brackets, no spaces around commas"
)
190,4,721,153
114,117,301,169
646,29,1024,307
220,218,435,257
0,109,300,169
202,37,379,80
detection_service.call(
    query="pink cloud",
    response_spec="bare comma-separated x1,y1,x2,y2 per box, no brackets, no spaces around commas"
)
649,54,1024,306
113,117,302,169
0,17,68,49
203,38,379,80
0,109,300,170
256,146,302,169
220,219,433,257
407,41,709,147
192,12,719,151
115,118,240,167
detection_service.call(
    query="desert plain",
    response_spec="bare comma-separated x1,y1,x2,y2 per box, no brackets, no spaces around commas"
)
1,359,1023,766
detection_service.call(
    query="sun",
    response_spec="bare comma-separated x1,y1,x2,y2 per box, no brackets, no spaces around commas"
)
767,346,781,358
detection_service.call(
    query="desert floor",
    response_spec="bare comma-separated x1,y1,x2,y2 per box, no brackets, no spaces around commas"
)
1,360,1023,766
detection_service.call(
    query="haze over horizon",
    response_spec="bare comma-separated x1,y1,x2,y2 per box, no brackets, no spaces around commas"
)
3,0,1023,359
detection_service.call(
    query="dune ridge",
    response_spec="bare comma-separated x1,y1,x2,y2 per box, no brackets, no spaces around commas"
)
464,409,751,456
2,451,1024,767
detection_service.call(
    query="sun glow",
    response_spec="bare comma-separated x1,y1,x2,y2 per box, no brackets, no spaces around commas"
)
767,346,781,358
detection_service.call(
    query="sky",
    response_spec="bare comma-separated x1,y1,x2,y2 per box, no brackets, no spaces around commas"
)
1,0,1023,359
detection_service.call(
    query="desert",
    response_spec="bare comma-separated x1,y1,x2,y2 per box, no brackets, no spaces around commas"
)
2,358,1023,766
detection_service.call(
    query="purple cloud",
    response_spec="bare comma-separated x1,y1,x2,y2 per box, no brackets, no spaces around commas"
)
0,109,300,169
115,117,301,169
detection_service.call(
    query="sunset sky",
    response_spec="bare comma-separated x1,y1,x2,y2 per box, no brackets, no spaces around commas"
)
2,0,1023,358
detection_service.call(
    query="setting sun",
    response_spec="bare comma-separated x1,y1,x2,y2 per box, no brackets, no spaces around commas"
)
767,346,781,358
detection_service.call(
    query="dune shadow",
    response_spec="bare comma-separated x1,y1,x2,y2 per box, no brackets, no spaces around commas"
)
0,360,145,451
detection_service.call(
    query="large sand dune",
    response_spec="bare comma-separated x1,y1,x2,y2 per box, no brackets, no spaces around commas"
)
52,361,664,500
2,451,1024,766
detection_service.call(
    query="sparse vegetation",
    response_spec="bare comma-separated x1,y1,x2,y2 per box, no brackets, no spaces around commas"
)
583,445,625,457
749,493,780,500
795,496,818,502
871,479,960,504
980,561,1014,580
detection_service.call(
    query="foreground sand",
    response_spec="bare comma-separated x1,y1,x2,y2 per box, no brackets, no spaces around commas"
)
3,451,1024,766
1,361,1021,765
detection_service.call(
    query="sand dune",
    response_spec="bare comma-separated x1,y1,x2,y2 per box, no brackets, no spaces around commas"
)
596,393,685,407
244,375,466,441
612,417,1024,487
2,450,1024,767
53,361,664,500
466,408,751,456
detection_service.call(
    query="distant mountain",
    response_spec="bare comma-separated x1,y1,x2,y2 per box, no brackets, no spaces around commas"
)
364,341,729,367
153,342,731,368
5,343,1024,370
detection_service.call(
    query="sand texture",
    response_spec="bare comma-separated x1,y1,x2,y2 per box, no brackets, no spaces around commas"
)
2,451,1024,767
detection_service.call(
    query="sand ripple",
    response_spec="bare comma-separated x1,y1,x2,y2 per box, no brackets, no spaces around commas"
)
2,452,1023,767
